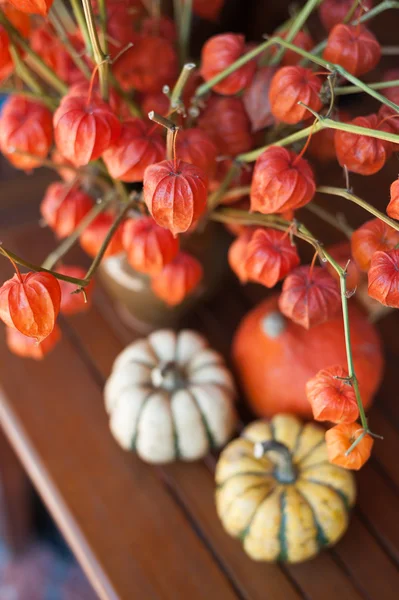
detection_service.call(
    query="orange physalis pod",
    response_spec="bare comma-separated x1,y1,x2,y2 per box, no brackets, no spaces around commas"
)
387,179,399,220
198,96,253,156
6,324,61,360
306,365,359,424
175,128,218,179
227,227,256,284
325,423,373,470
151,252,203,306
368,249,399,308
7,0,54,16
323,24,381,77
351,218,399,271
40,182,94,239
80,213,125,259
269,66,323,125
57,266,94,316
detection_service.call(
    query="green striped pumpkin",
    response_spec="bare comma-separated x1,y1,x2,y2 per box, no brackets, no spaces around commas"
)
215,414,356,563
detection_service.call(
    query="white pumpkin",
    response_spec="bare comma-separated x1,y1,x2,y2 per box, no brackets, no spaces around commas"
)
104,329,237,464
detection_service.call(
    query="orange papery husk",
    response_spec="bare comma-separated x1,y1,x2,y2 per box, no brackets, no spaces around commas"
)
368,249,399,307
51,149,77,183
31,24,82,86
79,213,124,259
382,68,399,104
7,0,53,16
141,16,177,42
0,271,61,342
269,66,323,125
334,114,393,176
278,265,341,329
0,96,53,170
228,227,256,283
192,0,224,21
387,179,399,219
113,35,178,94
6,324,61,360
198,96,253,156
143,159,208,236
325,423,373,470
175,128,218,179
270,29,314,66
324,241,360,291
102,118,165,182
200,33,256,96
57,265,94,316
306,365,359,424
141,92,170,117
243,67,276,133
122,217,180,276
319,0,373,32
151,252,203,306
250,146,316,214
323,24,380,77
244,228,300,287
351,218,399,271
40,182,93,239
0,5,30,79
53,94,121,167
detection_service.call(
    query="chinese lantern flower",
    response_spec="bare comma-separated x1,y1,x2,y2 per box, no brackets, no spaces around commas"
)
325,423,373,470
151,252,203,306
0,5,30,81
323,24,381,77
80,213,124,259
57,265,94,316
306,365,359,424
53,93,121,167
6,325,61,360
0,96,53,170
382,68,399,104
387,179,399,219
0,271,61,342
141,92,170,117
269,66,323,125
40,182,93,239
122,217,179,276
351,218,399,271
51,149,76,183
143,159,208,236
141,16,177,42
244,228,300,287
7,0,54,16
102,118,165,182
31,25,82,86
250,146,316,214
319,0,373,31
272,29,314,66
324,241,360,291
334,114,393,176
278,265,341,329
368,249,399,307
198,96,253,156
200,33,256,95
228,227,256,283
102,1,141,58
175,128,218,178
243,67,276,133
192,0,224,21
113,35,178,93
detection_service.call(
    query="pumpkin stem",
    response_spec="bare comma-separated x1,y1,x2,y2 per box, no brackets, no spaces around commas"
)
151,361,186,391
254,440,297,483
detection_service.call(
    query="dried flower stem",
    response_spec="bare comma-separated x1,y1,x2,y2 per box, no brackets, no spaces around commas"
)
170,62,196,109
0,87,56,108
207,163,240,211
173,0,193,66
335,78,399,96
305,202,354,238
70,0,92,55
82,0,109,101
50,9,91,79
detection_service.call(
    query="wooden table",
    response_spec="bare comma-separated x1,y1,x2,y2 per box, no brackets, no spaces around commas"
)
0,169,398,600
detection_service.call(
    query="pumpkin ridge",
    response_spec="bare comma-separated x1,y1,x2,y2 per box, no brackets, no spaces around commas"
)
223,481,276,526
217,470,275,490
300,460,331,472
277,490,288,561
302,478,351,512
186,388,216,450
296,438,325,466
295,488,329,551
291,423,306,456
239,486,279,542
131,390,158,451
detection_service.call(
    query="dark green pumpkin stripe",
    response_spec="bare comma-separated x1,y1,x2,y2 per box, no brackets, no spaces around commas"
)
217,470,273,490
304,478,351,512
300,460,331,473
296,489,329,550
292,423,305,456
239,486,278,542
186,389,216,449
278,491,288,561
223,482,274,526
131,391,157,451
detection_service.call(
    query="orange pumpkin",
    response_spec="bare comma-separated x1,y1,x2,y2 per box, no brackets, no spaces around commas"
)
232,295,383,418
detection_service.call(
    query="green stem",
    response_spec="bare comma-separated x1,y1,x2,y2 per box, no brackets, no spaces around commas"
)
108,71,142,117
317,186,399,232
9,45,48,98
97,0,110,71
305,202,353,237
70,0,92,56
238,123,320,162
335,79,399,96
207,163,240,210
170,62,196,109
81,0,109,100
0,87,56,109
174,0,192,66
270,0,322,66
50,9,91,79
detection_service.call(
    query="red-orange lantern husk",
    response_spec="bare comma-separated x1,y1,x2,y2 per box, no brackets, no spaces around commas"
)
0,5,30,81
31,24,82,86
53,93,121,167
351,218,399,271
151,252,203,306
250,146,316,213
334,114,393,175
102,1,142,58
143,159,208,236
102,118,165,182
228,227,256,283
51,149,76,183
269,66,323,125
113,35,178,93
7,0,53,16
0,271,61,342
244,228,300,287
323,24,381,76
0,96,53,169
278,265,341,329
141,92,170,117
387,179,399,219
192,0,224,21
175,128,218,178
324,241,360,291
325,423,373,470
80,213,124,259
243,67,276,133
6,324,61,360
141,16,177,42
306,365,359,424
122,217,180,276
382,68,399,104
319,0,373,31
368,249,399,307
198,96,253,156
40,182,93,239
271,29,314,66
200,33,256,95
57,265,94,316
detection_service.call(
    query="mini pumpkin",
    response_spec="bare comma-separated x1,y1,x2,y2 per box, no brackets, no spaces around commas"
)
216,414,356,563
104,329,237,463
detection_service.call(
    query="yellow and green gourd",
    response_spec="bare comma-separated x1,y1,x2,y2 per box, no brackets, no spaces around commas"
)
215,414,356,563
